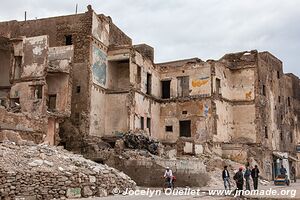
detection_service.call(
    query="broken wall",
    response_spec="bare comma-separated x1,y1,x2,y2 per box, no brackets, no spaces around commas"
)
132,92,160,138
0,37,11,88
133,51,161,98
257,52,284,150
0,107,46,143
105,93,130,135
160,61,211,98
160,100,213,143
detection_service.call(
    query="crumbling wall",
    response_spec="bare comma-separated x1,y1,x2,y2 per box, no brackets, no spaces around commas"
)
232,104,256,143
0,107,46,143
92,13,109,46
214,61,255,101
0,37,11,88
132,92,160,137
160,61,211,98
21,36,48,79
160,100,213,143
89,86,106,137
133,51,161,98
105,93,129,135
110,158,208,187
0,12,93,147
214,100,233,143
108,21,132,46
91,43,108,88
257,52,283,150
282,74,300,154
46,73,70,114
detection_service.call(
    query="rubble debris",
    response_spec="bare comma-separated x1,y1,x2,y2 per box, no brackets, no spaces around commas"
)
123,132,160,155
0,141,136,199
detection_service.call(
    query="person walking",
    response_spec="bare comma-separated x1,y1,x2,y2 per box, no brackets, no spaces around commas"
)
233,167,244,192
222,166,231,190
244,166,251,190
291,166,296,183
280,165,287,176
251,165,260,190
164,167,173,188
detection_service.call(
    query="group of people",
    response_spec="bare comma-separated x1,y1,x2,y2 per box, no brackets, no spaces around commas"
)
223,164,297,191
222,165,260,191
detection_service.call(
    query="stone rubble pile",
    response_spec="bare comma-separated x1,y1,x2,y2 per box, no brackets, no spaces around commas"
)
0,141,136,199
122,132,160,155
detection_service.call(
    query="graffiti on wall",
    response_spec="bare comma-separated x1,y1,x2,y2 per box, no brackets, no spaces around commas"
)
245,91,252,100
92,45,107,86
192,76,209,87
199,103,210,117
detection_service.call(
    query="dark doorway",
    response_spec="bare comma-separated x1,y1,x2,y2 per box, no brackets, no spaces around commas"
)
177,76,189,97
161,80,171,99
179,120,191,137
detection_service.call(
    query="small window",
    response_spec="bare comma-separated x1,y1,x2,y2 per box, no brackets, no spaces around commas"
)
65,35,72,45
146,73,152,95
76,86,81,93
140,117,144,130
281,115,283,122
165,126,173,132
277,71,280,79
265,126,268,139
74,112,80,125
136,66,141,85
278,96,281,103
280,131,283,141
147,117,151,134
287,97,291,107
182,110,188,114
262,85,266,96
48,94,57,110
290,132,293,143
216,78,221,95
34,85,43,99
14,56,22,79
161,80,171,99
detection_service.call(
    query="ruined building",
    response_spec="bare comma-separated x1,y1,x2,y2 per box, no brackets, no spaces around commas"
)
0,6,299,180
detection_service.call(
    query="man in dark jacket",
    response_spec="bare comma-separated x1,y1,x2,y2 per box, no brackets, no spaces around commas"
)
291,166,296,183
233,167,244,192
251,165,260,190
222,166,231,190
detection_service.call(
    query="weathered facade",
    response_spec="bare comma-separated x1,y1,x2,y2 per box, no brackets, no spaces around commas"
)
0,34,73,145
0,6,299,180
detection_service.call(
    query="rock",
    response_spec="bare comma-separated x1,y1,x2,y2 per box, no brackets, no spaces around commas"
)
43,160,53,167
89,175,96,183
97,188,108,197
66,188,81,198
28,160,44,167
123,132,159,155
83,186,93,197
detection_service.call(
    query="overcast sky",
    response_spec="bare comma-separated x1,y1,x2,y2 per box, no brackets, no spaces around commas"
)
1,0,299,76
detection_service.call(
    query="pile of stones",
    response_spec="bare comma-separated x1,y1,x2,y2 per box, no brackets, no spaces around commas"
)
0,141,136,199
